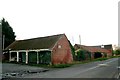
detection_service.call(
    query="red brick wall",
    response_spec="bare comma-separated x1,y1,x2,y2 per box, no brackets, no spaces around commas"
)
108,49,113,56
51,35,73,65
107,49,113,57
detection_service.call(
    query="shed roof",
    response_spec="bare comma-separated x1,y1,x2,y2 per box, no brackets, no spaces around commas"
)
74,44,110,53
92,44,113,50
5,34,65,50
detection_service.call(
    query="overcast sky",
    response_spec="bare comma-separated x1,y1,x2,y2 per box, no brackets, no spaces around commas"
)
0,0,119,46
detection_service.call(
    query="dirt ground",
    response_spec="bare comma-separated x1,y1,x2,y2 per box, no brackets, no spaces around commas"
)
2,62,49,78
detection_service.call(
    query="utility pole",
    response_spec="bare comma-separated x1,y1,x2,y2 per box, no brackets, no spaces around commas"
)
0,22,2,62
79,35,81,45
3,35,5,50
118,2,120,78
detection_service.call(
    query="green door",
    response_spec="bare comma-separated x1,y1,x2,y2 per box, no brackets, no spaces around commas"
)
39,51,51,64
28,51,37,63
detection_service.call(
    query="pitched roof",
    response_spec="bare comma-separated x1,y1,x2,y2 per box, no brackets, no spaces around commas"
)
5,34,65,50
92,44,113,50
74,44,110,53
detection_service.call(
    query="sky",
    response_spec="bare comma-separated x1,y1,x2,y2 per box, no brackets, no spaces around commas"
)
0,0,119,46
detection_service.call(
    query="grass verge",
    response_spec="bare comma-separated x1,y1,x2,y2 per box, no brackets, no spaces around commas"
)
51,64,73,68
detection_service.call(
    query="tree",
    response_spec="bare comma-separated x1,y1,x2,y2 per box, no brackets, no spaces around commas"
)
113,49,120,55
1,18,16,49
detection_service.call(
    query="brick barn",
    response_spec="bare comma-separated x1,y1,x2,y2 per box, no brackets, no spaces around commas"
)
74,44,112,59
4,34,73,65
92,44,113,56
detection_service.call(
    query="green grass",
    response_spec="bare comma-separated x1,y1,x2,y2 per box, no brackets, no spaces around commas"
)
27,63,51,68
93,57,108,61
51,64,73,68
72,60,92,65
72,55,120,65
22,63,73,68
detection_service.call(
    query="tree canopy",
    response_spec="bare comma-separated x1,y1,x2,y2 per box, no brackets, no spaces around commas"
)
113,49,120,55
1,18,16,49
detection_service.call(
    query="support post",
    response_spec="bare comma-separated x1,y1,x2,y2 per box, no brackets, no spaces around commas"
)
9,52,11,62
26,51,28,64
91,53,94,59
17,52,19,62
37,51,39,64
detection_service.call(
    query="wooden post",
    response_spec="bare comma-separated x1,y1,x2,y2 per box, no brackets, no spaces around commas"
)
26,51,28,64
17,52,19,62
9,52,11,62
91,53,94,59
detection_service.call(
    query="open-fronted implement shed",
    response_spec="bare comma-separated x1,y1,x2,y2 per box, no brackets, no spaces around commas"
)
4,34,73,65
74,44,112,59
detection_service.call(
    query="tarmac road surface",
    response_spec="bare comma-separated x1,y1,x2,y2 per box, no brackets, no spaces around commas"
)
24,58,119,78
1,58,120,78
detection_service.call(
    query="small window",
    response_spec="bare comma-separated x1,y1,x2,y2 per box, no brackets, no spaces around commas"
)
58,45,62,48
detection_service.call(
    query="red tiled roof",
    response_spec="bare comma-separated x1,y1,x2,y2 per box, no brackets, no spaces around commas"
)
74,44,110,53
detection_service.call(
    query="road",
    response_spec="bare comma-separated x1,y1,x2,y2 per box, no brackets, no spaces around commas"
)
2,58,120,78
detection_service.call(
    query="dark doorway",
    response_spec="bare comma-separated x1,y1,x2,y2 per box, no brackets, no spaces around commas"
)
94,52,102,58
19,52,26,63
11,52,17,62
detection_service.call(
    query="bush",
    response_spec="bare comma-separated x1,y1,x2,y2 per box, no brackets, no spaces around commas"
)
115,50,120,55
103,53,107,57
75,49,91,61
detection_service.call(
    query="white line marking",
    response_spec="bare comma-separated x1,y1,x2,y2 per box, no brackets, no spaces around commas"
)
72,58,118,77
98,64,108,67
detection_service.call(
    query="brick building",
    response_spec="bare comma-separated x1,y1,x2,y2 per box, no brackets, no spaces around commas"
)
74,44,112,59
4,34,73,65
